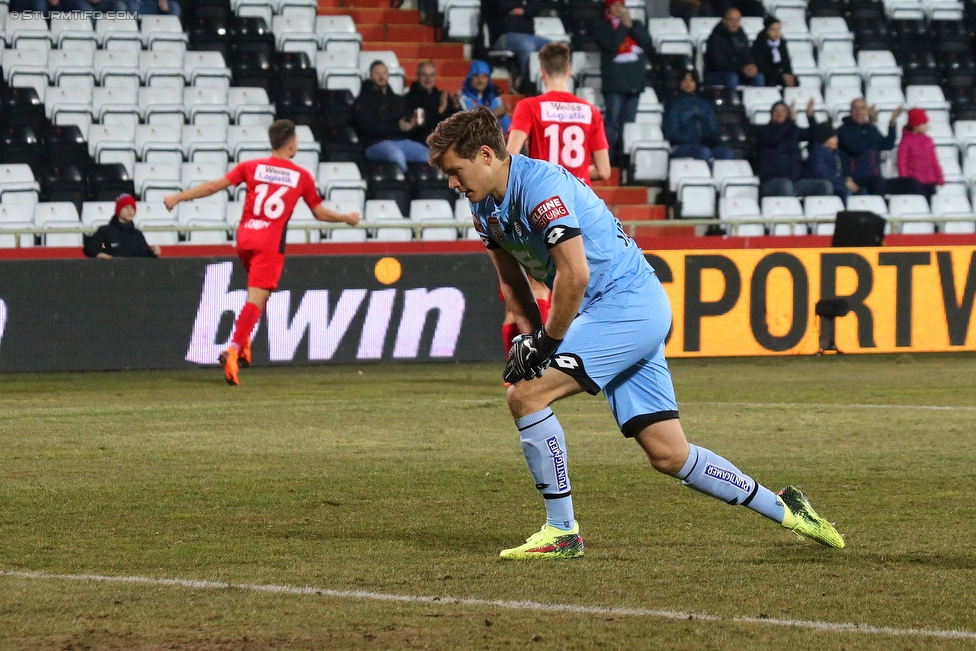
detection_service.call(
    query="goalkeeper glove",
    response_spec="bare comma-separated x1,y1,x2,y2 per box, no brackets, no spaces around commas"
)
503,325,562,385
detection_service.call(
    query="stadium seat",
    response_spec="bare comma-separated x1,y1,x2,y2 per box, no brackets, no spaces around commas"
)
137,217,180,246
139,49,184,87
932,194,976,233
0,163,41,207
140,15,189,50
88,124,137,176
444,0,481,41
761,196,805,236
533,17,571,44
34,202,82,246
365,199,411,241
719,197,764,236
134,162,182,201
712,160,760,199
50,15,97,50
0,125,44,167
92,87,140,129
670,159,715,218
183,86,232,126
182,162,228,190
888,194,935,233
622,122,668,183
227,125,271,161
183,51,233,88
228,87,276,126
1,47,48,98
186,219,231,244
37,164,85,211
314,15,362,54
81,201,116,228
321,200,368,242
825,85,862,120
176,199,226,227
182,124,230,163
93,49,140,87
805,195,845,235
96,17,141,48
291,151,318,175
272,14,317,62
857,50,903,87
47,48,95,89
647,18,692,56
409,199,454,221
86,163,135,201
317,50,362,96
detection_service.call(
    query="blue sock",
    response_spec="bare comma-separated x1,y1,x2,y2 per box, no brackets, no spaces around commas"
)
678,444,785,524
515,408,575,530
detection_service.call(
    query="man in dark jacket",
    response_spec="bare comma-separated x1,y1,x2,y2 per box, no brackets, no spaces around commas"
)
758,100,831,197
804,122,856,202
664,70,734,162
83,194,160,259
484,0,549,91
704,8,764,88
593,0,654,158
352,61,428,172
404,61,460,145
836,97,903,196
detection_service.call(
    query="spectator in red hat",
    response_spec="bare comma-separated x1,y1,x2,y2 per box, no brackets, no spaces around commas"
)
83,194,161,259
897,108,944,200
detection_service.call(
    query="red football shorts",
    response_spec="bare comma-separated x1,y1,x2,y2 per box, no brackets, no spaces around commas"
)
238,249,285,290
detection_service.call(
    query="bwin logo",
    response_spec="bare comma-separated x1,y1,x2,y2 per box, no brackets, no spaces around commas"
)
553,354,580,370
186,263,466,364
547,227,566,245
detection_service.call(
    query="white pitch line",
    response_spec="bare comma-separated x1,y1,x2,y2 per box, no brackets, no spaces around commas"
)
682,401,976,412
2,570,975,641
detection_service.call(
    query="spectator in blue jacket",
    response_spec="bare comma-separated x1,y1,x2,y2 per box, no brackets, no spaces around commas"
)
459,60,511,134
127,0,181,16
836,98,903,196
664,70,734,162
804,122,858,202
758,99,831,197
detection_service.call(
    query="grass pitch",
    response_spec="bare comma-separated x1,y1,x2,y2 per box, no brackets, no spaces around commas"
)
1,355,975,650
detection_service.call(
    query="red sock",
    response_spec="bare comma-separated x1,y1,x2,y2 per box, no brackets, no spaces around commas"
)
502,322,520,355
536,297,551,323
231,302,262,352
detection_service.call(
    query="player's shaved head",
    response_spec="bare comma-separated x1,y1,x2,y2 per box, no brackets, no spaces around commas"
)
427,105,508,168
268,119,296,151
539,42,571,77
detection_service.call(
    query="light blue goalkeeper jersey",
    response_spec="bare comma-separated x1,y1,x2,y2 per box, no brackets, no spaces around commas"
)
469,154,653,312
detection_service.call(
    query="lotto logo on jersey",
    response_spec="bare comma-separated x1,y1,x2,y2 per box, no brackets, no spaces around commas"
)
254,164,300,188
540,101,592,124
529,196,569,231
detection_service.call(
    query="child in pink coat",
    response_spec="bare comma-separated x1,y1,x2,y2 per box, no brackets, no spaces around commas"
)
897,108,944,200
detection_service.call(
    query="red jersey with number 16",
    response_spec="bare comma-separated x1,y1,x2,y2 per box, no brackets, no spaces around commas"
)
225,157,322,253
509,91,609,185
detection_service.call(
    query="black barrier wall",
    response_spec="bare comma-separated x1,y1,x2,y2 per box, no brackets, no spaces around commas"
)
0,255,506,372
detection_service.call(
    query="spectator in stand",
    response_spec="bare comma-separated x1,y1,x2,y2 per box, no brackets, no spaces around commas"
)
351,60,429,172
483,0,549,92
127,0,182,16
459,60,512,134
62,0,129,12
404,61,461,146
704,8,764,88
8,0,48,12
664,70,734,163
897,108,944,200
83,194,160,259
758,99,831,197
803,122,856,202
752,16,795,88
837,98,903,196
593,0,653,161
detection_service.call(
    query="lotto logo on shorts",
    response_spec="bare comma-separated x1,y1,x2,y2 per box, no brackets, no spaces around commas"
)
703,464,753,493
529,196,569,231
546,435,570,492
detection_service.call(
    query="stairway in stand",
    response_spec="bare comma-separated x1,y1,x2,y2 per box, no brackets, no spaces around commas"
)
317,0,490,94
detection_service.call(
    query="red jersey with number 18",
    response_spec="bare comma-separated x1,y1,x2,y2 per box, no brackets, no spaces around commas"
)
509,91,609,185
225,157,322,253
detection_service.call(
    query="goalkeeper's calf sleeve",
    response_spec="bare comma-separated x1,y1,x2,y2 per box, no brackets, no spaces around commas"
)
516,408,575,530
678,444,785,524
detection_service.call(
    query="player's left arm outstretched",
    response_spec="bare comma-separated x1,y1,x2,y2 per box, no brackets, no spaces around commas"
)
503,235,589,385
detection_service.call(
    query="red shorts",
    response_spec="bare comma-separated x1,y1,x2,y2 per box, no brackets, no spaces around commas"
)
238,249,285,290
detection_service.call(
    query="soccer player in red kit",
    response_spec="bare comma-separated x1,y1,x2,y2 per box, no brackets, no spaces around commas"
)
507,42,612,186
164,119,360,385
500,42,612,355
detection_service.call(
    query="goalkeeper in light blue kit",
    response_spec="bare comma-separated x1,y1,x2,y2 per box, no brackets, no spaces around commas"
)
428,106,845,558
